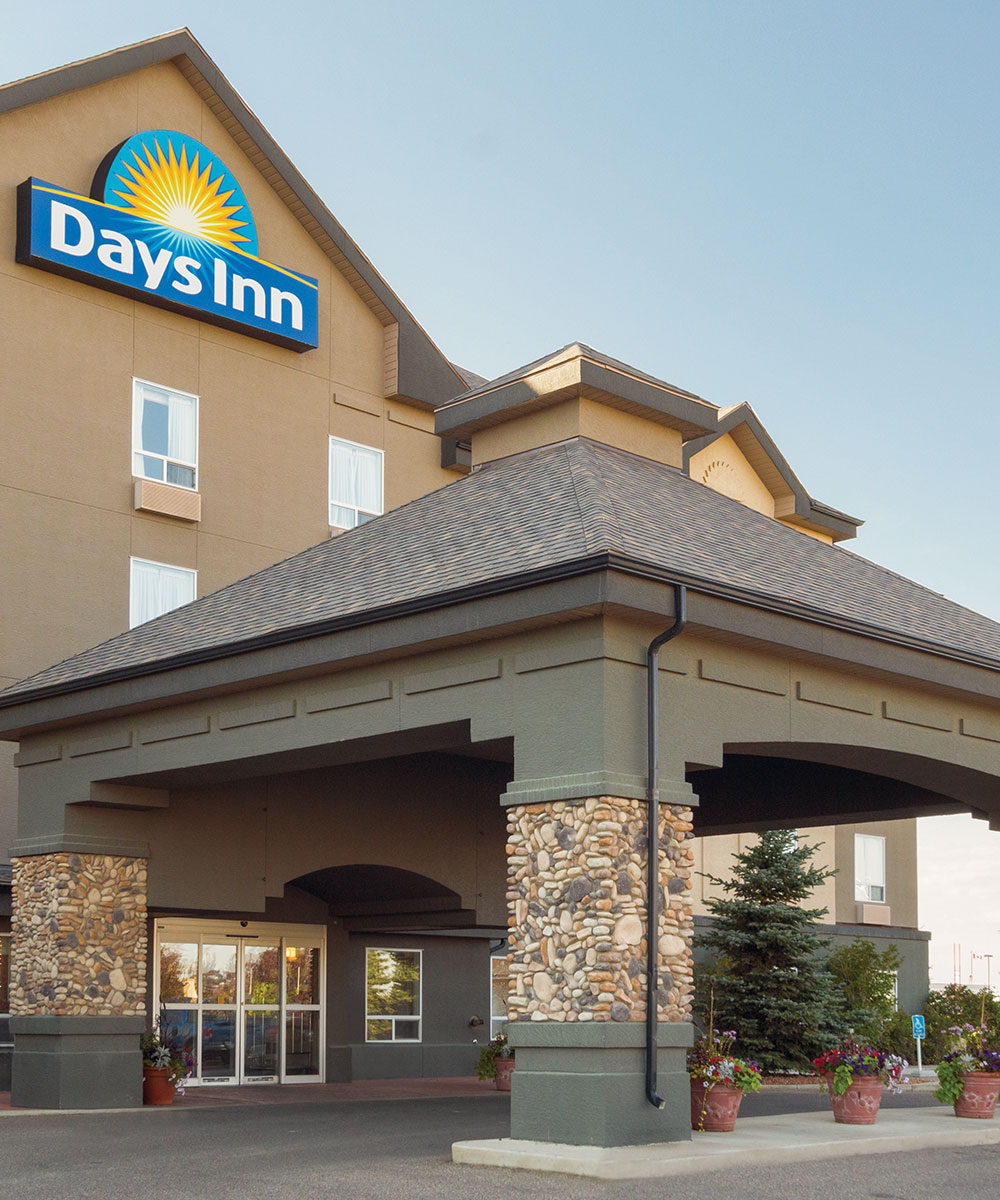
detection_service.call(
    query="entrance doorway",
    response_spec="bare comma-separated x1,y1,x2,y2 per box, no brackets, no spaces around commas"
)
154,919,325,1086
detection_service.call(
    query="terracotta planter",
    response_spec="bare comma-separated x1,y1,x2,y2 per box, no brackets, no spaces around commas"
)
142,1066,176,1106
954,1072,1000,1119
828,1076,883,1124
494,1056,515,1092
690,1078,743,1131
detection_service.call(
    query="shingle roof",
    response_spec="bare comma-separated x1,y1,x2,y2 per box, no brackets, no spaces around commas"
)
3,437,999,708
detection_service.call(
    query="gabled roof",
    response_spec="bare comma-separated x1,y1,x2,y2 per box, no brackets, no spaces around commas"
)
683,402,862,542
2,436,999,713
435,342,721,441
0,29,466,408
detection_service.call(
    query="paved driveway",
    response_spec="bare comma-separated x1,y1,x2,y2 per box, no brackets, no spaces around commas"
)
2,1090,997,1200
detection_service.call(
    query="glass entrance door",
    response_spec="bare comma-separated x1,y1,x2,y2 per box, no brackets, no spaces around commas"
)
155,921,324,1086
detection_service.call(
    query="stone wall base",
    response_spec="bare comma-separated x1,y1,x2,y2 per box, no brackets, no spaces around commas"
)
507,1022,694,1146
11,1015,145,1109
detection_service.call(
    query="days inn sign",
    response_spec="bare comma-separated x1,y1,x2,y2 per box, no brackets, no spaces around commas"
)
16,130,319,352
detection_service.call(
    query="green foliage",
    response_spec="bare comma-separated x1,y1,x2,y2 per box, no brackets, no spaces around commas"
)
923,986,1000,1062
827,937,902,1043
140,1024,192,1087
694,830,847,1073
474,1032,512,1080
933,1057,968,1104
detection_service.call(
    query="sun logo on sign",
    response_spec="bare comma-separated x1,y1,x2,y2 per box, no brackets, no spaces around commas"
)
108,134,255,252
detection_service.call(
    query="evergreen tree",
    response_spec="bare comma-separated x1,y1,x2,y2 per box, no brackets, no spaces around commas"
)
695,829,846,1072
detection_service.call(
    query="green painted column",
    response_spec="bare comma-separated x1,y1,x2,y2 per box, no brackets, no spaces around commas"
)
504,787,696,1145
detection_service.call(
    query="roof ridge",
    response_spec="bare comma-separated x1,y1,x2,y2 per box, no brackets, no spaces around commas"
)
563,441,624,555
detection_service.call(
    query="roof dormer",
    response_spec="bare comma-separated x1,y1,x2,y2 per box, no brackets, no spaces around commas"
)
684,403,862,543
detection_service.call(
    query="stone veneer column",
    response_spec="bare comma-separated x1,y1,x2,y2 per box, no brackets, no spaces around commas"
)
504,790,696,1145
10,850,148,1109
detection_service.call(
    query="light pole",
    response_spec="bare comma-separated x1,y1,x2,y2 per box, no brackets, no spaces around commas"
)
985,954,993,993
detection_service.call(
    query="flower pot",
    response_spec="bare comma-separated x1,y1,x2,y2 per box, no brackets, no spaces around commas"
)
954,1072,1000,1119
828,1077,883,1124
690,1078,743,1132
142,1066,176,1106
494,1057,515,1092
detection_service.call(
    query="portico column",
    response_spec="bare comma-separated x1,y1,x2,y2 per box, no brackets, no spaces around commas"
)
10,843,148,1108
505,786,695,1145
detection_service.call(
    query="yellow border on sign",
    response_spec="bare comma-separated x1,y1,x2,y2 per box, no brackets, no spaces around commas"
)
33,182,319,291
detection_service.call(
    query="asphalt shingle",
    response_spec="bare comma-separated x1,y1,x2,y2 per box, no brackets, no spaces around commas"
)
2,437,998,707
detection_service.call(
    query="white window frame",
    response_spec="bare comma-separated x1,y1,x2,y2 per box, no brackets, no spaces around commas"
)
132,378,199,491
329,436,383,530
855,833,886,903
153,918,326,1087
129,557,197,628
490,953,509,1040
365,947,422,1043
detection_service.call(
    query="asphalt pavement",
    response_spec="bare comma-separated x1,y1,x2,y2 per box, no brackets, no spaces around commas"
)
1,1089,997,1200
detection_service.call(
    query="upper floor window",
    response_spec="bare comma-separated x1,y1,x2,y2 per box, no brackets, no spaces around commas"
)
329,437,382,530
133,380,198,490
855,833,886,903
130,557,196,628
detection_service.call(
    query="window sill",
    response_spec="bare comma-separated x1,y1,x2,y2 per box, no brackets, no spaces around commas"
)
133,478,202,522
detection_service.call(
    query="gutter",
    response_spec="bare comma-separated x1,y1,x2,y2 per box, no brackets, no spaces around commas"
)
2,550,999,719
644,584,687,1109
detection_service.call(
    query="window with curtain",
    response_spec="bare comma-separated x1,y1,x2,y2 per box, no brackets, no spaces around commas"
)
130,558,196,628
133,380,198,489
854,833,886,902
329,437,383,529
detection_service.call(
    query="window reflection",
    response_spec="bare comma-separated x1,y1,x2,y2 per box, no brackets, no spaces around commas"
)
160,942,198,1003
284,946,320,1005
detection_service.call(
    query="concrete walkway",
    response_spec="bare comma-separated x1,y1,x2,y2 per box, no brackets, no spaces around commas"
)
453,1106,1000,1180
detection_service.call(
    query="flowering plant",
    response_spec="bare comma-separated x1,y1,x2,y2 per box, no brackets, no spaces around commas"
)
474,1031,513,1080
687,1027,763,1097
934,1024,1000,1104
140,1023,193,1091
813,1036,908,1096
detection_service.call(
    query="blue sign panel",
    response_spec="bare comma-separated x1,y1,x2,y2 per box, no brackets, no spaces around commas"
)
16,131,318,352
912,1015,926,1039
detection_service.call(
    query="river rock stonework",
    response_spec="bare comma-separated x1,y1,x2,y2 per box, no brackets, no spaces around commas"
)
506,796,693,1023
10,852,148,1016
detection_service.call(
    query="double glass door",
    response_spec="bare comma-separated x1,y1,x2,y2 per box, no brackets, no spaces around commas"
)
155,921,324,1086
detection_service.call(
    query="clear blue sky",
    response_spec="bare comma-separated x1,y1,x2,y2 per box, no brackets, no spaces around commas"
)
4,3,999,982
4,1,997,619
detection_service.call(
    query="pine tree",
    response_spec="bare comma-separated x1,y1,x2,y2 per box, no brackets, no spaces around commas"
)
695,829,846,1073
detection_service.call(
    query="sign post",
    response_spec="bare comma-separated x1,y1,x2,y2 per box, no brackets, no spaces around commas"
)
912,1014,926,1074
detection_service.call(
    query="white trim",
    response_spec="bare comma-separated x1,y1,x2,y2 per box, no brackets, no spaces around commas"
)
129,556,197,628
132,377,200,491
329,435,384,529
490,954,508,1040
153,919,326,1086
364,947,422,1043
854,833,886,903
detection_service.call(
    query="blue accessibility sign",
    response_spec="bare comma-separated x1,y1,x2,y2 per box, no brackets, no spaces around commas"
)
912,1015,926,1039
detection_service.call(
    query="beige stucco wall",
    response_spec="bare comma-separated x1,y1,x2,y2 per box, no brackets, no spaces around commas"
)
0,61,460,861
689,822,914,927
688,433,775,516
470,397,684,467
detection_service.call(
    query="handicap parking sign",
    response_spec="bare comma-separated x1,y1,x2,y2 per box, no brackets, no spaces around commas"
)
912,1015,926,1039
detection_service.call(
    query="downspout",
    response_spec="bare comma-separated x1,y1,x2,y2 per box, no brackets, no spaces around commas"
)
644,583,688,1108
